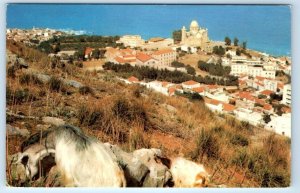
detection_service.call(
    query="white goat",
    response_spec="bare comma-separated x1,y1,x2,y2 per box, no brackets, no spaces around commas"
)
169,157,209,188
18,125,126,187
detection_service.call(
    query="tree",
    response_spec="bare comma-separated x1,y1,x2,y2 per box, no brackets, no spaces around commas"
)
236,48,241,56
172,30,182,43
234,37,239,46
242,41,247,50
213,46,225,56
224,36,231,46
263,114,271,124
92,49,100,59
185,65,196,75
226,53,232,59
171,61,185,68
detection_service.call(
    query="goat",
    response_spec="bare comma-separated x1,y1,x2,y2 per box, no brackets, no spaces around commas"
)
160,157,210,188
17,124,126,187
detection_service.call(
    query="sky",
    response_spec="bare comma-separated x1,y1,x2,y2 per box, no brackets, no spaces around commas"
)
6,4,291,56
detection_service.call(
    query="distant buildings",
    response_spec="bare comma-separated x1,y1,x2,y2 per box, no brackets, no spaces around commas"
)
282,84,291,106
142,37,174,50
117,35,145,48
6,28,66,46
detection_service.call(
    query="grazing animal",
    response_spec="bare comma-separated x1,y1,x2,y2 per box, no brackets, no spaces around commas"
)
160,157,210,188
17,125,126,187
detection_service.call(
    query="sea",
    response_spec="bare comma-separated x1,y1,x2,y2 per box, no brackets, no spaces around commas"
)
6,4,291,57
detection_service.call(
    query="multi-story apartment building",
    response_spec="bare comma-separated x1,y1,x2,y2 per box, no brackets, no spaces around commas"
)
151,49,176,66
282,84,291,106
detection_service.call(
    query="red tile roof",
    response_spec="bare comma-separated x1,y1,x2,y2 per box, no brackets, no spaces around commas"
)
85,47,94,56
168,87,176,95
136,52,153,62
277,82,284,89
152,49,174,55
182,80,200,86
223,103,235,112
260,90,274,96
205,98,221,106
238,91,255,101
255,76,265,82
207,85,219,90
255,98,265,105
128,76,139,82
255,82,264,87
115,56,126,64
162,81,172,87
282,107,291,113
263,104,272,111
192,87,205,93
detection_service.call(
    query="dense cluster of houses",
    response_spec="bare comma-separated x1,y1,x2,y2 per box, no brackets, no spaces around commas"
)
122,74,291,138
6,28,66,46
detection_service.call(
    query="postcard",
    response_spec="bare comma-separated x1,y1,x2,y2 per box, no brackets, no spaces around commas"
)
6,4,291,188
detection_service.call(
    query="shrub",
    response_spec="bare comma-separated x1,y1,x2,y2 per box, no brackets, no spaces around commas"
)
77,105,104,126
79,86,93,95
7,66,16,78
48,76,63,92
21,74,43,85
231,148,248,167
112,98,146,121
128,126,150,151
7,88,35,105
239,121,253,131
230,134,249,146
191,129,220,161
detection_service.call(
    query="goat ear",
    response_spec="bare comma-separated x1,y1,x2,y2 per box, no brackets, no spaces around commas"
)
156,156,171,169
21,155,29,166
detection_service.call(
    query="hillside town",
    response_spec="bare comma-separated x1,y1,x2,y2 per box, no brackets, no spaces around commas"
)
6,20,291,138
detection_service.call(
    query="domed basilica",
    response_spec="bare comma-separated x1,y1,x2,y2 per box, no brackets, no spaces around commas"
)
181,20,209,50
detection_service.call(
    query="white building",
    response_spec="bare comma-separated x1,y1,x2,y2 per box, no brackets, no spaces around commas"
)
263,79,278,92
142,37,174,50
221,57,231,66
205,91,229,103
151,49,177,66
231,63,276,79
180,45,197,53
234,108,263,126
282,84,291,106
118,35,145,48
145,81,174,96
265,113,291,138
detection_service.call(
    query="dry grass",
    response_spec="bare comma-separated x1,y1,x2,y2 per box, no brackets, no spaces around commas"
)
6,41,291,187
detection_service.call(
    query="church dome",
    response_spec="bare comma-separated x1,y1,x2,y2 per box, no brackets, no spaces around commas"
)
190,20,199,28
